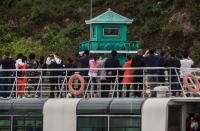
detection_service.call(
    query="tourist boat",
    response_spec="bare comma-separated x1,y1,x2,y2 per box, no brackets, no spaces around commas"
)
0,9,199,131
0,98,200,131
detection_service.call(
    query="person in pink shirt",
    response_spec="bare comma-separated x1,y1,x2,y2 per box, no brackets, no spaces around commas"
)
121,54,134,97
88,54,101,97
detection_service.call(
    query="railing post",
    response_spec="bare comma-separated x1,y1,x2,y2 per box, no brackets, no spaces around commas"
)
175,68,186,97
65,70,68,98
40,70,43,98
16,69,18,98
117,69,119,98
169,68,172,97
143,68,145,98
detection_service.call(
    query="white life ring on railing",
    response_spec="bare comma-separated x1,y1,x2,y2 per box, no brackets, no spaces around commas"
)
184,73,200,93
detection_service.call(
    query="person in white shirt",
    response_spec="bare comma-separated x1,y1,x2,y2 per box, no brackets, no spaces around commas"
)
15,53,23,68
180,53,194,76
46,52,63,98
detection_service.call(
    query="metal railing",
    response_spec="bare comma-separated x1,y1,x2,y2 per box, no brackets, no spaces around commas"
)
0,67,199,99
79,41,139,52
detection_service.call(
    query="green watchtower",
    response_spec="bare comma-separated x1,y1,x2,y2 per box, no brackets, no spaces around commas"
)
79,8,139,65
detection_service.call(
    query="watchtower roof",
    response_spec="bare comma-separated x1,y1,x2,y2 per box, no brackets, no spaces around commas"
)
85,8,133,24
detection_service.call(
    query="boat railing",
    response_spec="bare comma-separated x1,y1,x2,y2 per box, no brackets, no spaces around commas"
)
0,67,199,98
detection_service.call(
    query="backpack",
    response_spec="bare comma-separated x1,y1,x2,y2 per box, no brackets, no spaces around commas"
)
27,61,40,76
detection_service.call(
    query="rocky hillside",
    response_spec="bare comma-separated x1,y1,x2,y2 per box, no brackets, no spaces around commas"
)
0,0,200,65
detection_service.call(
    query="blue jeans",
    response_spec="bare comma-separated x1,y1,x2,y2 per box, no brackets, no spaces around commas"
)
147,73,158,97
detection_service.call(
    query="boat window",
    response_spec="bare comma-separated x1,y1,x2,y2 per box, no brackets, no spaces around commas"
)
77,117,108,131
0,116,11,131
77,99,112,115
110,99,144,115
13,116,43,131
110,117,141,131
103,28,120,36
168,105,181,131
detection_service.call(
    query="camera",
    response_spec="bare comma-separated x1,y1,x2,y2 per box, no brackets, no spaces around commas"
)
49,54,54,59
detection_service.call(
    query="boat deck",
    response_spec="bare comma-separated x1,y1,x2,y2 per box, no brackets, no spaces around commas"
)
0,67,199,99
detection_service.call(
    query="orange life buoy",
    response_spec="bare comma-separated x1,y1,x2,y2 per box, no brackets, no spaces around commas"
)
184,73,200,93
68,74,85,95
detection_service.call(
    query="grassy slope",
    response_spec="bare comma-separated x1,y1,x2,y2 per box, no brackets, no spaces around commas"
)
0,0,200,65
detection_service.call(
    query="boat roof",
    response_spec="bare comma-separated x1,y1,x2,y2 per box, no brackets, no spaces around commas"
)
0,98,48,115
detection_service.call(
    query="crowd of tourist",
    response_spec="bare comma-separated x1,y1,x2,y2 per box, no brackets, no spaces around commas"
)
0,48,194,98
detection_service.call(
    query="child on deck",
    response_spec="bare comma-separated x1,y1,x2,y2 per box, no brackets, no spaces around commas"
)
17,56,27,98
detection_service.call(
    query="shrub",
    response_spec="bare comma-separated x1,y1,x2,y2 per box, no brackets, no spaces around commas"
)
0,24,19,44
161,24,183,38
63,23,85,39
174,0,184,8
192,42,200,66
140,18,160,37
190,7,200,27
1,38,45,59
30,5,50,24
2,0,16,7
16,0,33,7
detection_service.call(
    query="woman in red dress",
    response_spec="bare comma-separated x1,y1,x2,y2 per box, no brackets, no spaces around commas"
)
121,54,134,97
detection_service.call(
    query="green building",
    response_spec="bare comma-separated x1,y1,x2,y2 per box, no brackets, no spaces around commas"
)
79,8,139,65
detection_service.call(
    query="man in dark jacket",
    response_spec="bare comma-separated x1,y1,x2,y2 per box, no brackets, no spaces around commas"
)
77,50,90,76
65,58,76,97
165,51,181,96
131,49,145,97
157,51,167,85
77,50,90,94
104,50,120,97
0,52,15,98
144,49,159,97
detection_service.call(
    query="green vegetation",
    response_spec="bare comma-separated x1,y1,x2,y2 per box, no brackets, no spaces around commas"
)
0,0,199,65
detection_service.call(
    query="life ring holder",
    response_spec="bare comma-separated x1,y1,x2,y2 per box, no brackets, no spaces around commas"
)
68,74,85,95
184,73,200,93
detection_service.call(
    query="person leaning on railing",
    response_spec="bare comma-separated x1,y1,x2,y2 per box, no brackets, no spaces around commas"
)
46,52,63,98
131,49,145,97
0,52,15,98
16,56,27,98
76,50,90,79
180,53,194,77
120,54,133,97
144,49,160,97
64,57,76,97
26,53,41,98
157,51,167,85
76,50,90,95
104,50,120,97
88,54,101,97
164,51,181,96
99,53,109,98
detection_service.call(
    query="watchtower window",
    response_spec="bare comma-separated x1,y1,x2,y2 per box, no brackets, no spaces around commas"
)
103,28,120,36
93,28,96,37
